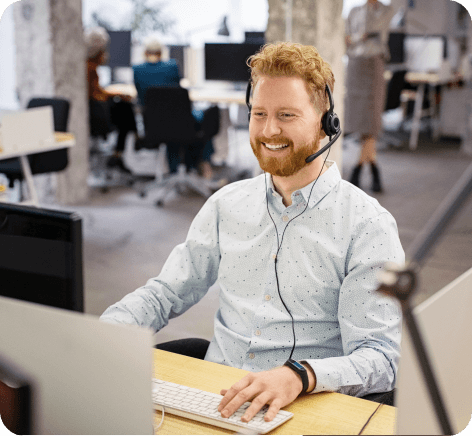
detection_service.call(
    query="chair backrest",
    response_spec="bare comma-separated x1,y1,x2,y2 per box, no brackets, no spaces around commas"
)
385,70,407,111
26,97,71,174
201,105,221,141
143,86,196,147
27,97,70,132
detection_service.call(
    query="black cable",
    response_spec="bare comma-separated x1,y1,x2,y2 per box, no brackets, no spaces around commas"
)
264,149,331,359
358,402,383,435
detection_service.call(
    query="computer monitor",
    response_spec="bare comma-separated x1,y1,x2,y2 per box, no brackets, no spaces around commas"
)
168,45,187,78
107,30,132,68
0,203,83,312
244,31,265,45
0,296,154,434
395,267,472,434
404,35,446,73
204,43,263,82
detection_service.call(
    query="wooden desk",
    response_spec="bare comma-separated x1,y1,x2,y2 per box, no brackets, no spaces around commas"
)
0,132,75,206
152,350,396,435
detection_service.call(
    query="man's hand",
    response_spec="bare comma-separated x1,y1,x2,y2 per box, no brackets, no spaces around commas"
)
217,366,303,423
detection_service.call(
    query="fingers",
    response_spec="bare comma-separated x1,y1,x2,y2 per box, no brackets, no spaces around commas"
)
241,392,272,422
219,377,258,418
263,398,284,422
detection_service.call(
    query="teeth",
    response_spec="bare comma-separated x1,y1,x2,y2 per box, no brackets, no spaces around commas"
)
263,143,289,150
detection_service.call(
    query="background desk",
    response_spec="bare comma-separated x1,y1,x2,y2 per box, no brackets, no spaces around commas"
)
0,132,75,206
105,83,246,106
153,350,396,435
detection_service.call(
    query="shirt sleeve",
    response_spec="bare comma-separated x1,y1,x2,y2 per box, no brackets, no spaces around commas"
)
100,196,221,332
305,211,404,397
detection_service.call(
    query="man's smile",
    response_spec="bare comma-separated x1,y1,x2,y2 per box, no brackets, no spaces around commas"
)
262,142,290,151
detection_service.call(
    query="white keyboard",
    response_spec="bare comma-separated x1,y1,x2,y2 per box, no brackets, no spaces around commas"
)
152,378,294,434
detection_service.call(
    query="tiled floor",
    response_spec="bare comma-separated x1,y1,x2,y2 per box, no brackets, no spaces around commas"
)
68,125,472,345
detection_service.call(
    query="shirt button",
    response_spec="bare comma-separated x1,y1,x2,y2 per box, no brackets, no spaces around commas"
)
255,330,261,336
249,353,255,359
272,192,277,197
282,215,289,222
265,294,271,301
271,253,277,260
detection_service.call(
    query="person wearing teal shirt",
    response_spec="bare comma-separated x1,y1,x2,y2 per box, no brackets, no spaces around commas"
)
132,38,181,106
133,38,215,178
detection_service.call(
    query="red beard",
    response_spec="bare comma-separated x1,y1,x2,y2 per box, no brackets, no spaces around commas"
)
250,131,321,177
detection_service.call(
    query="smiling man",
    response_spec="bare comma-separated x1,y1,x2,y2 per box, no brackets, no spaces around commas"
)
101,43,404,423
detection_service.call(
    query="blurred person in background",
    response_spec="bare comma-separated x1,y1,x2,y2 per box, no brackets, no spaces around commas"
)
133,37,216,180
85,27,138,173
344,0,394,193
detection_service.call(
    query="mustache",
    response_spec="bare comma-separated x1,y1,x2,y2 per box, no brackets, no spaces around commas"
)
255,137,294,146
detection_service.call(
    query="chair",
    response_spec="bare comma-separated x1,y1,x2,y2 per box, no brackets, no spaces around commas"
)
0,98,70,199
88,99,136,192
137,86,220,206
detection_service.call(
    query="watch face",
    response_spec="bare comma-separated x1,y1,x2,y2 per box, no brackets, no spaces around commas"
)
292,361,305,371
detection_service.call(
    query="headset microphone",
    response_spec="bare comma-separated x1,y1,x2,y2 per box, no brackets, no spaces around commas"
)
246,80,342,163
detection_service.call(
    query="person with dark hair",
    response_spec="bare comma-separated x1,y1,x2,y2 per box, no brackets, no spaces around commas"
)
85,27,137,173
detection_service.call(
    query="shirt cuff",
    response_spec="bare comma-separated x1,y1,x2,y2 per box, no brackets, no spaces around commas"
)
302,358,341,394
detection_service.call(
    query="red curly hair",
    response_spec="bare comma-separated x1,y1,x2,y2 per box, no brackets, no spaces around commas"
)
247,42,335,114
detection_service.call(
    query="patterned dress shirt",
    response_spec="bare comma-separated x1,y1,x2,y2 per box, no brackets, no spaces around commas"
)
101,161,404,397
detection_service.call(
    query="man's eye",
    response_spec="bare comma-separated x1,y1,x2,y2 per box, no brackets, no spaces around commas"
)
254,112,266,117
280,113,295,119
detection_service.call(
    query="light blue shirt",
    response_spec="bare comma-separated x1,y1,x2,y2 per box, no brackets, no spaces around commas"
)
101,161,404,397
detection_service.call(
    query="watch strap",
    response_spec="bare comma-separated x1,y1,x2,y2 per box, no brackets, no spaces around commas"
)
283,358,309,394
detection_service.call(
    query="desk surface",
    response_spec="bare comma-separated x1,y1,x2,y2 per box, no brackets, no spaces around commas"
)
152,350,396,435
0,132,75,160
105,84,246,105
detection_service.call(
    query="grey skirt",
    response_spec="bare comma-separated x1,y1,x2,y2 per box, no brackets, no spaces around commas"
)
344,55,386,137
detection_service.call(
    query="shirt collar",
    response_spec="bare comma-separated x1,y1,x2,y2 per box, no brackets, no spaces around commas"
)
265,161,341,208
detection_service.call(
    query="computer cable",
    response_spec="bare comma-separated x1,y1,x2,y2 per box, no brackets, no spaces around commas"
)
357,402,383,435
264,149,331,360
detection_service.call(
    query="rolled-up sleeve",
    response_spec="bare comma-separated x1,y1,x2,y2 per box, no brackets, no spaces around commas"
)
100,197,221,332
306,212,404,396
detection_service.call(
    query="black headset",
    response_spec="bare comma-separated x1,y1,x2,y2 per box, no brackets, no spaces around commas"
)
245,80,342,163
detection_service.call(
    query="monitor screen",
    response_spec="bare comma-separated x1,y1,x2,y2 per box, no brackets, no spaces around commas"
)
107,30,132,68
404,35,446,73
204,43,263,82
168,45,187,78
0,203,83,312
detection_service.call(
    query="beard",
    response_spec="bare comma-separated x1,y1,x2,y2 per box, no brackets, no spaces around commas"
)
250,131,321,177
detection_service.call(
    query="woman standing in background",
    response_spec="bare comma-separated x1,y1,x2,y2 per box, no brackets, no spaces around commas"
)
345,0,394,192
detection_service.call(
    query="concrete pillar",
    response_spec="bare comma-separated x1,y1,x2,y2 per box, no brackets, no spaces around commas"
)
265,0,345,174
14,0,89,205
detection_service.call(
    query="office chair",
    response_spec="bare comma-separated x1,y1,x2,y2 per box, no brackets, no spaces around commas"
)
88,99,136,192
0,98,70,200
137,86,220,207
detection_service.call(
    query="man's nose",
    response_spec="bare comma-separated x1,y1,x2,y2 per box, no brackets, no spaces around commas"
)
262,116,282,138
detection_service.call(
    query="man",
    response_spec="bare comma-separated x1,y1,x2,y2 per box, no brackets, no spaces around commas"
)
101,42,404,423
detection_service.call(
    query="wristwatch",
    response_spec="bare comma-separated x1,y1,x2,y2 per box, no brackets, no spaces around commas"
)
283,358,309,394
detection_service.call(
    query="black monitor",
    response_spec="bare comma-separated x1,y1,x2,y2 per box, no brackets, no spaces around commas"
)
204,43,263,82
0,203,83,312
168,45,187,78
244,32,265,45
107,30,132,68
